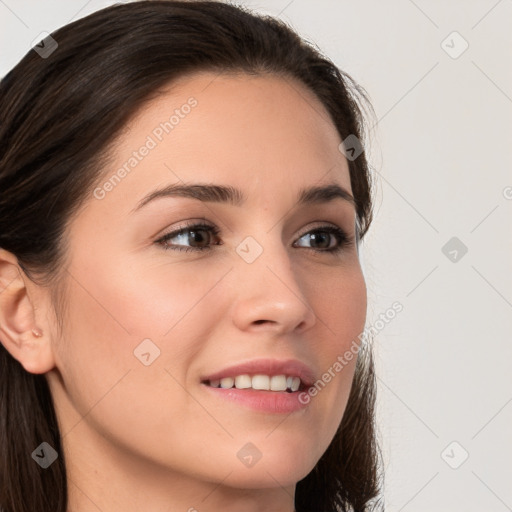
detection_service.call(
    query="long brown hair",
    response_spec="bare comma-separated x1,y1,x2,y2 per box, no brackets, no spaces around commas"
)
0,2,381,510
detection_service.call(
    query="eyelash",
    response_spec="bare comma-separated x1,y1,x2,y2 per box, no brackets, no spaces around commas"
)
155,222,354,255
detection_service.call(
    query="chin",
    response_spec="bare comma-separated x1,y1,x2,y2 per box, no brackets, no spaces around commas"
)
220,438,321,489
223,460,314,490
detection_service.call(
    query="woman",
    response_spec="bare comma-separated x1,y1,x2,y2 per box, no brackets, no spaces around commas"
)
0,2,381,511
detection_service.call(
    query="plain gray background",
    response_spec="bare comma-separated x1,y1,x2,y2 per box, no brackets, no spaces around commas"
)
1,1,511,510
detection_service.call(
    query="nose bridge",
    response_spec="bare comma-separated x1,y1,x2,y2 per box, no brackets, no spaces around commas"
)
235,231,297,288
230,231,316,332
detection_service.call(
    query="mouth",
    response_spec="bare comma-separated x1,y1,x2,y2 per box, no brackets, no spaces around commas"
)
202,374,308,393
200,358,315,391
199,358,316,413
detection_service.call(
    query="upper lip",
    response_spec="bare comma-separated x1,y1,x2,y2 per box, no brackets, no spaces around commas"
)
201,358,316,387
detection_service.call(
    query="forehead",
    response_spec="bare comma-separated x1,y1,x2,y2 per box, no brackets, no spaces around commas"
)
90,71,352,216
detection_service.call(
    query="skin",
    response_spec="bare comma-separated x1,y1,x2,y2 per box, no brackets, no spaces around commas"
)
0,72,367,512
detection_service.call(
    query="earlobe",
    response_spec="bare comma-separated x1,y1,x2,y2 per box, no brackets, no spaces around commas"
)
0,249,55,374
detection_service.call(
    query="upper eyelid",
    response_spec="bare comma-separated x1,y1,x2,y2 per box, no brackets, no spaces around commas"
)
159,220,349,238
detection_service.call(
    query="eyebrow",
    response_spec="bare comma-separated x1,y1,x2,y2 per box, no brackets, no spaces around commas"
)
132,181,355,213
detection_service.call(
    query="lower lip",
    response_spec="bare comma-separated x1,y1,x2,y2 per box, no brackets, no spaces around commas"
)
201,384,310,414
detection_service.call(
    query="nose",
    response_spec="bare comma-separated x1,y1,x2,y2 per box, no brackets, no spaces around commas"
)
230,238,317,335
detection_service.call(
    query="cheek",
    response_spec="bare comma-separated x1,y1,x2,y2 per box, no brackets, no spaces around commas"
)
301,266,367,429
308,263,367,351
64,253,230,349
97,255,235,339
55,256,232,405
54,260,228,467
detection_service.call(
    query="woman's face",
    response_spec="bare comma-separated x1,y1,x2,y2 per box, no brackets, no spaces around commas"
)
46,72,367,493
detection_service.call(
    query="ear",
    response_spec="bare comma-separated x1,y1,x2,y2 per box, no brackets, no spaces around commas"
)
0,248,56,374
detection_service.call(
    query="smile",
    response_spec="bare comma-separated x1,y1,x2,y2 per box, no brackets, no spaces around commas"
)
205,374,303,392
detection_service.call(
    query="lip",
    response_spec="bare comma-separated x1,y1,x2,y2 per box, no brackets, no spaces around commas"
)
201,358,316,387
202,385,310,413
200,358,316,414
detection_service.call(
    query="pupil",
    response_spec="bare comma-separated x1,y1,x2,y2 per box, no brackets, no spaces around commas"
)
191,230,207,246
312,232,329,249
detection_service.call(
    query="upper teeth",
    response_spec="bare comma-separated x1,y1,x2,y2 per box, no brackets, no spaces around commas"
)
208,374,301,392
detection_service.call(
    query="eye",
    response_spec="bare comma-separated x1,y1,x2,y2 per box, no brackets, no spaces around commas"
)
156,223,222,253
155,222,354,254
293,225,353,254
